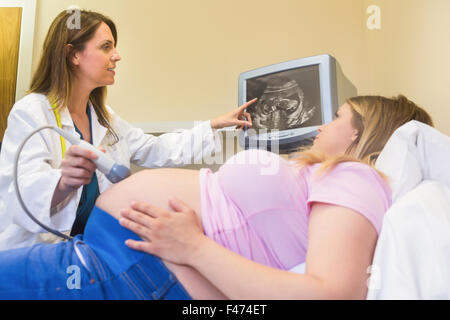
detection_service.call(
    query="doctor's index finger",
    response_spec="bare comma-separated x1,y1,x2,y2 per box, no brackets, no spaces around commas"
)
241,98,258,109
236,98,258,113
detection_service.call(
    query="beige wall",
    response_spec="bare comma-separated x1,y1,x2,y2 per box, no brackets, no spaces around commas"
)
31,0,368,123
31,0,448,134
363,0,450,135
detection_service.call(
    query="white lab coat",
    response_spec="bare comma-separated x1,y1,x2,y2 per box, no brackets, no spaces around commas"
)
0,93,220,250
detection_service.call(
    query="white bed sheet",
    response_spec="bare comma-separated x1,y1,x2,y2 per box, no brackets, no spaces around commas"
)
367,120,450,299
366,180,450,299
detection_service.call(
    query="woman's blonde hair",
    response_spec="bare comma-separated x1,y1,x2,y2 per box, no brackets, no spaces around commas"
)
293,95,434,181
29,10,119,142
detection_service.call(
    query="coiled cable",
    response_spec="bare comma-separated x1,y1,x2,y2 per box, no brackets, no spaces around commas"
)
13,125,72,241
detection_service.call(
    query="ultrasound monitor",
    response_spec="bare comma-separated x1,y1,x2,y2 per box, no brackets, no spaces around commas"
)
238,54,357,153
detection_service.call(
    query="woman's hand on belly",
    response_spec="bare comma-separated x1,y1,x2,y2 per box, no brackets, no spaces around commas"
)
119,197,206,266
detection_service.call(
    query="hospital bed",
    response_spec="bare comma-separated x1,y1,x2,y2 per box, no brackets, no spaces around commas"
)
291,120,450,300
367,120,450,299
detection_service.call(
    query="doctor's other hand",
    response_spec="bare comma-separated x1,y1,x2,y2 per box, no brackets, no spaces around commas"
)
210,98,256,130
119,198,206,266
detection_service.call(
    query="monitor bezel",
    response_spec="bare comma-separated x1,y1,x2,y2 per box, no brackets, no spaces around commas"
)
238,54,339,151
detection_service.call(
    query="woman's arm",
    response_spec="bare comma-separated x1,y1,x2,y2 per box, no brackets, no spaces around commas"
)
120,198,378,300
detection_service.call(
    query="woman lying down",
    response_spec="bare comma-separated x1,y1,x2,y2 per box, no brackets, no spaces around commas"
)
0,95,433,300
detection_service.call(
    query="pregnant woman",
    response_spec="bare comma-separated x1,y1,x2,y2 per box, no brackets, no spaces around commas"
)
0,95,433,299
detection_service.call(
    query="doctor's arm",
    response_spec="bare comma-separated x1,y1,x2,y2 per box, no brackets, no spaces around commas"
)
210,98,255,130
116,99,255,169
120,199,378,300
0,106,85,234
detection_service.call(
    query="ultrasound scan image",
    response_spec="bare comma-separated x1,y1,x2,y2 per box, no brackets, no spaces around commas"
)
246,65,322,131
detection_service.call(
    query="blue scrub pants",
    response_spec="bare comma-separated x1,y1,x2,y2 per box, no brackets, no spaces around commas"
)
0,206,192,300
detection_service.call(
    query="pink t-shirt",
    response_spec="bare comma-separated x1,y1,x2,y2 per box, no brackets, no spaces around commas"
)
199,149,391,270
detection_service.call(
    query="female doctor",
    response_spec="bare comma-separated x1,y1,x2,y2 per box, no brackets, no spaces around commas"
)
0,10,253,250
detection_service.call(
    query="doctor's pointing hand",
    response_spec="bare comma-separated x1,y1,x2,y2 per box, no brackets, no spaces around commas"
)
0,10,254,250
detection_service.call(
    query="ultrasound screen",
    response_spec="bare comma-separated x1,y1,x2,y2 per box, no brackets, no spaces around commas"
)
246,65,322,132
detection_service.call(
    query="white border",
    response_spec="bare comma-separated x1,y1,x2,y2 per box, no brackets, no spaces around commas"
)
0,0,36,102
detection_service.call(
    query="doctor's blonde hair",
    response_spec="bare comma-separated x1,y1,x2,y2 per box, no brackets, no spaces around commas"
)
293,95,434,181
29,10,119,143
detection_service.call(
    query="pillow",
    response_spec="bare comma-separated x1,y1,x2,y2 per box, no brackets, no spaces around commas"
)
368,121,450,299
375,120,450,202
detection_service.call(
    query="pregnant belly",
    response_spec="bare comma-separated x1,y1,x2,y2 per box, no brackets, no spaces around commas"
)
96,168,226,299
